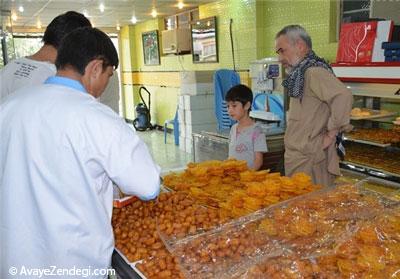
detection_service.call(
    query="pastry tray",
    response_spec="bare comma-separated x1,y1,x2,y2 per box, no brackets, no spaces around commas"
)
115,249,147,279
343,136,391,147
350,109,397,120
112,249,144,279
113,185,171,208
340,161,400,183
356,176,400,196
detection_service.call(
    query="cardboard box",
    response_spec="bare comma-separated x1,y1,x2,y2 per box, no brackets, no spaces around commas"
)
185,123,217,137
337,21,377,63
185,109,216,124
178,95,185,110
179,136,186,152
180,83,214,96
185,137,193,154
184,94,215,111
180,71,214,84
177,108,185,123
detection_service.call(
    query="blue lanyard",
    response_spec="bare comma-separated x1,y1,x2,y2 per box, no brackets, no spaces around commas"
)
44,76,87,93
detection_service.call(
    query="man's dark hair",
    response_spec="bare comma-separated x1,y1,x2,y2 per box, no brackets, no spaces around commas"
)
56,27,119,75
43,11,91,49
225,84,253,107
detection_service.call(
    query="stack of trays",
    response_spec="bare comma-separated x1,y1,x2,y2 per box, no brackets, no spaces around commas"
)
382,42,400,62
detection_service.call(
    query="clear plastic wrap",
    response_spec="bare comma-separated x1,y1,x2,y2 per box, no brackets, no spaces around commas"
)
112,191,229,279
161,184,400,279
163,159,321,218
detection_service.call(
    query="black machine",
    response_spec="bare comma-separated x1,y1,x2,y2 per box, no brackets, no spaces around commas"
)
133,86,153,131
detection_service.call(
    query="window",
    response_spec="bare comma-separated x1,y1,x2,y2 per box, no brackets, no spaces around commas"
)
341,0,371,23
165,16,176,30
0,10,15,67
13,35,43,58
163,8,199,30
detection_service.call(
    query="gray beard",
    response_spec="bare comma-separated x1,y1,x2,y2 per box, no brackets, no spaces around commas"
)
285,67,293,74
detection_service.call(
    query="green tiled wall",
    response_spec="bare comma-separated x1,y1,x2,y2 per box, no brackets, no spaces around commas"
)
121,0,340,124
200,0,258,70
259,0,338,62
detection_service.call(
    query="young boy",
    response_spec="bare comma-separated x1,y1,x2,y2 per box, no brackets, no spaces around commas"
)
226,84,268,170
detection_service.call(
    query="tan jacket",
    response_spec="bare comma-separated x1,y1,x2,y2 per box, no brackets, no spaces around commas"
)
284,67,353,186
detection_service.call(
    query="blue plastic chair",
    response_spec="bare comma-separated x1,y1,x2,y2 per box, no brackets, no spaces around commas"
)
164,110,179,145
213,69,240,132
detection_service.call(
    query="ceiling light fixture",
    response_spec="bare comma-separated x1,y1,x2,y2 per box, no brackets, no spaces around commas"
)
131,16,137,24
37,20,42,29
151,8,157,18
178,2,184,9
99,3,105,13
18,5,24,13
116,23,121,31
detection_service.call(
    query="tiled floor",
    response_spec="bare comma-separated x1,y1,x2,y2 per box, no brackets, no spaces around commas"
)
135,129,193,171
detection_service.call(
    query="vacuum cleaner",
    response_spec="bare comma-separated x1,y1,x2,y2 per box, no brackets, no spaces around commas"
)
133,86,153,131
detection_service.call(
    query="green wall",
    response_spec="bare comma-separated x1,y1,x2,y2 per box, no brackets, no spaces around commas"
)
259,0,338,62
121,0,340,124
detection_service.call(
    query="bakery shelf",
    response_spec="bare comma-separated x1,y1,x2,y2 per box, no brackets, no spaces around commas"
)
340,161,400,183
350,109,397,120
356,176,400,195
112,249,143,279
343,136,391,147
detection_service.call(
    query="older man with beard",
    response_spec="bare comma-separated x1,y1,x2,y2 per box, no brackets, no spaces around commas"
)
275,25,352,187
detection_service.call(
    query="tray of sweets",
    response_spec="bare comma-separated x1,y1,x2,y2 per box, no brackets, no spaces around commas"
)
115,249,146,278
341,161,400,183
343,136,391,147
350,108,397,120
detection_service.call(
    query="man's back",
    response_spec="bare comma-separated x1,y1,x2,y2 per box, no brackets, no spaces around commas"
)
0,80,160,276
0,57,56,102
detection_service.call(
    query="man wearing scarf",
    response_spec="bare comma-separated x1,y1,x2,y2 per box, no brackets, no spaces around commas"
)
275,25,352,187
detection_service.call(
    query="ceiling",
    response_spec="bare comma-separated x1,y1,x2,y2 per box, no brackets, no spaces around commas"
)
0,0,215,33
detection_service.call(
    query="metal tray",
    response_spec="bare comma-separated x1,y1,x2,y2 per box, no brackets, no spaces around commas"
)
350,109,397,120
336,168,368,185
343,136,391,147
340,161,400,183
356,176,400,194
115,249,147,278
112,249,144,279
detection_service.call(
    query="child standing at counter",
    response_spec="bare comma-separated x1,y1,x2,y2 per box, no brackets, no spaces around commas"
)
226,84,268,170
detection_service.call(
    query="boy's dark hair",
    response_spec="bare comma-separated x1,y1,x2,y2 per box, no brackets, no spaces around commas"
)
225,84,253,108
43,11,92,49
56,27,119,75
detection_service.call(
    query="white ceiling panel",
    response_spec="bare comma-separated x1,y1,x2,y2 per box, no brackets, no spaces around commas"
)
0,0,215,31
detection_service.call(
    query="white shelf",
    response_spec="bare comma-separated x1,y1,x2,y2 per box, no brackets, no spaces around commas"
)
344,82,400,99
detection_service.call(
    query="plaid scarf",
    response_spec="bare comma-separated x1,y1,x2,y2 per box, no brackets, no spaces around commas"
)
282,50,333,100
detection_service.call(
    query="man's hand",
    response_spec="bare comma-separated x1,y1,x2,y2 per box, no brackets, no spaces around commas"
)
322,129,338,150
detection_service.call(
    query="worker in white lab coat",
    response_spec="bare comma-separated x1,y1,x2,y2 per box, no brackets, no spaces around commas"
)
0,27,160,278
0,11,91,103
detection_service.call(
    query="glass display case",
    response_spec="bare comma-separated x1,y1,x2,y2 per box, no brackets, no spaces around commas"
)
339,81,400,183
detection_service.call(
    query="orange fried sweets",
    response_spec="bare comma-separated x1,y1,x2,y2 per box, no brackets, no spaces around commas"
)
165,160,320,218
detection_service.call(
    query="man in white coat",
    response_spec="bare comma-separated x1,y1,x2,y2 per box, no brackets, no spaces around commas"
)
0,27,160,278
0,11,91,102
